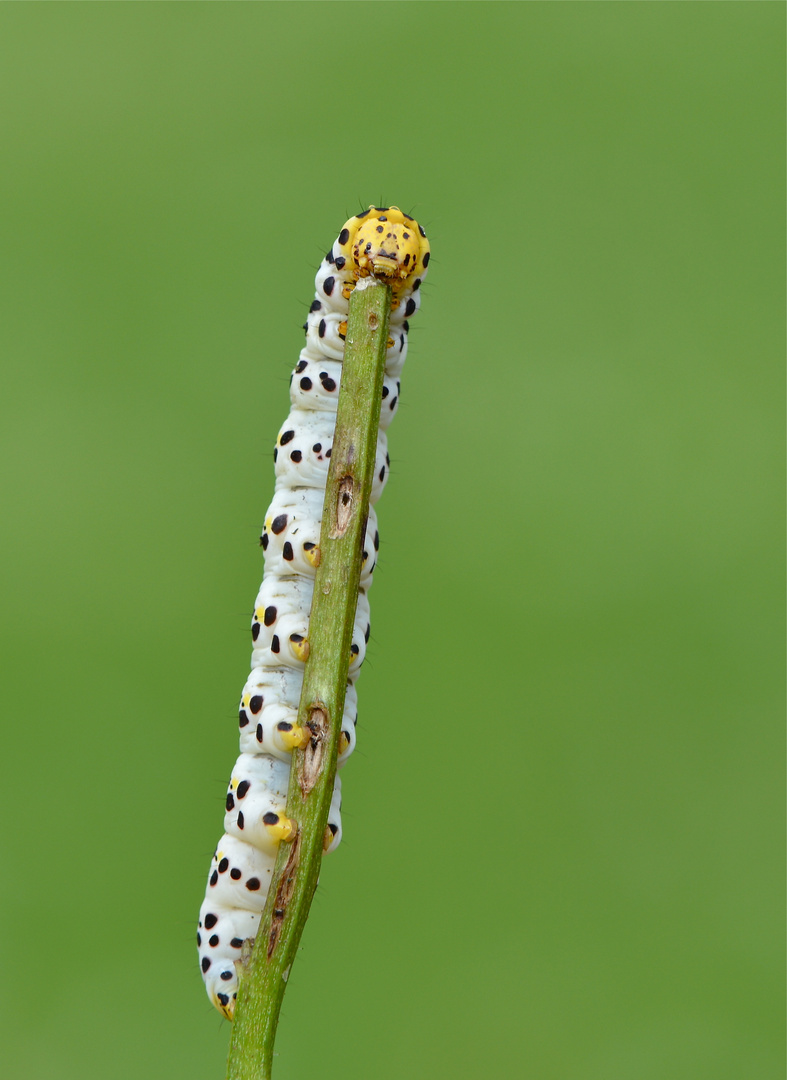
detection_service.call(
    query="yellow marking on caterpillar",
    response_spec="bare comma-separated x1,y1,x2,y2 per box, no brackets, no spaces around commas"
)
289,636,310,662
266,814,297,843
278,723,310,751
215,997,234,1021
303,543,321,568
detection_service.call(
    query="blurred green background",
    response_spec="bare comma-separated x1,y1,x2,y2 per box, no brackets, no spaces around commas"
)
1,4,783,1078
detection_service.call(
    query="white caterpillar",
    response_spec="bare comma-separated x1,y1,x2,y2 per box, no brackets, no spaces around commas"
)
198,207,430,1019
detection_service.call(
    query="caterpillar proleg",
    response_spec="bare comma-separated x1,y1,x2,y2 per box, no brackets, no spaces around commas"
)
198,207,429,1019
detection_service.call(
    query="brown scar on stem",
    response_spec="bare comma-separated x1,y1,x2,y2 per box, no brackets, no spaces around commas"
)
332,475,354,538
266,833,301,959
300,706,328,794
239,937,255,973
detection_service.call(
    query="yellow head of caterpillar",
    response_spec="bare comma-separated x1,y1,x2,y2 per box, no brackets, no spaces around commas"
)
338,206,429,296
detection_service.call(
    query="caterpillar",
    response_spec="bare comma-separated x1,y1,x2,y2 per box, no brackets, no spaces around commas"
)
197,207,429,1019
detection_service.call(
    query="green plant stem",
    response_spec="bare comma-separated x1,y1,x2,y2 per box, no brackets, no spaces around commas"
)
226,278,392,1080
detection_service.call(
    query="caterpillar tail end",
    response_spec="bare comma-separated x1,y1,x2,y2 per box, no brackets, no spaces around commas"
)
213,992,236,1022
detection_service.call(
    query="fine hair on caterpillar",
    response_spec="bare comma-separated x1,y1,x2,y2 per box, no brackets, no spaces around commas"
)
197,207,429,1020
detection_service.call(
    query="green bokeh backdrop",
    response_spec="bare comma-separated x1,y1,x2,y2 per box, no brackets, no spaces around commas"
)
1,4,783,1078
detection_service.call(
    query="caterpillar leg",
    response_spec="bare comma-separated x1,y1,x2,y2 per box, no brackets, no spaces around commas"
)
303,542,321,568
263,810,297,843
288,634,310,663
276,720,311,752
